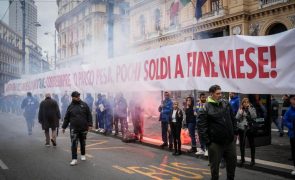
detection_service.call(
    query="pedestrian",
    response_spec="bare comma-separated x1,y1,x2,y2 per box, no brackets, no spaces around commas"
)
282,95,290,133
185,96,197,153
102,95,113,135
236,98,257,167
61,91,70,122
38,93,61,147
283,95,295,175
129,99,144,141
198,85,238,180
62,91,93,166
21,92,39,135
95,93,104,132
158,91,173,149
229,92,240,115
195,93,208,156
271,95,284,137
84,93,94,112
114,93,128,136
170,101,183,155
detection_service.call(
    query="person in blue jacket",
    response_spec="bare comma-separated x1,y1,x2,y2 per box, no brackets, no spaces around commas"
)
84,93,94,112
21,92,39,135
229,92,240,116
158,91,173,149
284,95,295,176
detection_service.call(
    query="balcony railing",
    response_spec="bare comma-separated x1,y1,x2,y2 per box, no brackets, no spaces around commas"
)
198,0,226,22
260,0,288,8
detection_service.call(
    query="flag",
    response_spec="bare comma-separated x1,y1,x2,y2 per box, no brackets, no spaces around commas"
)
170,0,180,19
180,0,191,6
195,0,207,20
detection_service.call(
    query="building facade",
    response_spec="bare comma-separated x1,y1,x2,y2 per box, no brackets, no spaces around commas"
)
129,0,295,52
9,0,38,43
0,21,22,95
55,0,130,69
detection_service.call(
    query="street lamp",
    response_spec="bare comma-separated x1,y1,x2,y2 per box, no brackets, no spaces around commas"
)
21,21,41,74
44,30,57,70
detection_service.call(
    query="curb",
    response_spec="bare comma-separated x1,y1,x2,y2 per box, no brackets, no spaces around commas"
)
90,130,294,179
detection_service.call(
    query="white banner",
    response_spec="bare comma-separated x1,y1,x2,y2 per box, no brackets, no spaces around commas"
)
4,28,295,95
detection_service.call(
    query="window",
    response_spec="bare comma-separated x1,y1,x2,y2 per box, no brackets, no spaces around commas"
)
154,9,161,31
139,15,145,36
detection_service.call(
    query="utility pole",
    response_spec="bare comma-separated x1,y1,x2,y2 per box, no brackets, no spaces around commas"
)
107,0,114,58
21,0,26,74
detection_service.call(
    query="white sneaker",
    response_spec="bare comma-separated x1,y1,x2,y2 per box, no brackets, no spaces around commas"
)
95,129,99,132
70,159,78,166
291,169,295,175
81,155,86,161
100,129,105,133
195,149,205,155
204,150,209,157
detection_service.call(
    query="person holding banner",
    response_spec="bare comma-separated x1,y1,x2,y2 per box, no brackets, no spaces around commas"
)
198,85,238,180
185,96,197,153
158,91,173,149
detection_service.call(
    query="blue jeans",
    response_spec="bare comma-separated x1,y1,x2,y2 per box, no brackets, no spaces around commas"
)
25,117,34,134
272,116,283,134
97,113,104,129
161,121,172,145
187,122,196,148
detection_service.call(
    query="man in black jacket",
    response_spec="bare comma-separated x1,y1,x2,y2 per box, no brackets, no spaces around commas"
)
62,91,93,166
198,85,238,180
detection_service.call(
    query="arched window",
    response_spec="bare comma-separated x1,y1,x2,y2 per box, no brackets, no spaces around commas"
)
267,23,287,35
154,9,161,31
139,15,145,35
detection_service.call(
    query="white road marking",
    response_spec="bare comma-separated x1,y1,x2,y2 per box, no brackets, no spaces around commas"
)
0,159,8,170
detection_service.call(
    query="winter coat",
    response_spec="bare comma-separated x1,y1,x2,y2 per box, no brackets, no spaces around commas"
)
21,96,39,119
158,98,173,122
198,97,238,145
284,106,295,138
62,100,93,131
185,106,196,124
38,97,61,130
236,106,257,130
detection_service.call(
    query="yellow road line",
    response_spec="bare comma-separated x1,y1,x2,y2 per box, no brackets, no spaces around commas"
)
113,165,135,174
88,147,126,150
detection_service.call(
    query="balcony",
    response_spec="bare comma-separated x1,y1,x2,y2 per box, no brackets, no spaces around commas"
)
260,0,288,8
198,0,226,22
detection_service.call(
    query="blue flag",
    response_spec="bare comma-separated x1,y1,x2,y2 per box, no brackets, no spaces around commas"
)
195,0,207,20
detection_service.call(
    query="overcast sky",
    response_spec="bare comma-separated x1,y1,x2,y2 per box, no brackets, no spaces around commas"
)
0,0,58,63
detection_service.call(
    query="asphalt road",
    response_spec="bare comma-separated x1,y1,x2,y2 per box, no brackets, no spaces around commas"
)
0,112,289,180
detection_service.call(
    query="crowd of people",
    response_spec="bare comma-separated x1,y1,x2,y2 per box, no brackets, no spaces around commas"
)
0,86,295,178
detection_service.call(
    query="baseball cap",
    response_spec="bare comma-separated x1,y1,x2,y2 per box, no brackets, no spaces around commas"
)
71,91,80,97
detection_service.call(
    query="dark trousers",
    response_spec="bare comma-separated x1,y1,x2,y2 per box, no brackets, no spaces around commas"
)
208,141,237,180
104,113,113,133
238,128,255,162
187,122,196,148
161,121,172,145
97,113,104,129
290,138,295,166
171,122,181,152
70,129,87,159
114,116,127,135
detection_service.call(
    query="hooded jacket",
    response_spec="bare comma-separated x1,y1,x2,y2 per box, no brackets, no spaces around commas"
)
62,100,92,131
284,106,295,138
198,97,238,145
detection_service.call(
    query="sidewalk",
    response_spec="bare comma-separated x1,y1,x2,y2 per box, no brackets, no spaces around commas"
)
93,116,294,179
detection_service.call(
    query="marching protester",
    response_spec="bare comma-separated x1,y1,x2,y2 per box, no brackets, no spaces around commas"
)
271,95,284,137
158,91,173,149
195,93,208,156
185,96,197,153
283,95,295,175
62,91,93,166
198,85,238,180
21,92,39,135
61,91,70,122
114,93,128,136
170,101,183,155
38,93,61,147
236,98,257,167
